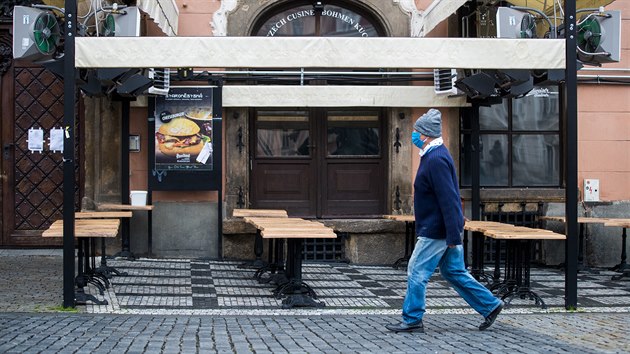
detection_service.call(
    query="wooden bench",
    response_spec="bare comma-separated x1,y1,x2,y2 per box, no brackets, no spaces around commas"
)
234,209,337,308
42,218,121,305
42,219,121,238
383,215,415,269
96,203,154,259
541,216,611,273
233,209,289,269
464,220,565,309
603,219,630,280
233,209,288,218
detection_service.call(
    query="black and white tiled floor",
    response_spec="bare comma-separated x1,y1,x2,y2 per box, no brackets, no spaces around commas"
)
85,258,630,315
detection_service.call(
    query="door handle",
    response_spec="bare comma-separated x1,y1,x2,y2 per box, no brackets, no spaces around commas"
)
3,143,14,160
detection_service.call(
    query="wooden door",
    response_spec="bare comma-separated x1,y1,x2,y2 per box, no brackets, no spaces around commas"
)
250,108,386,218
1,26,81,246
250,109,317,217
320,109,385,217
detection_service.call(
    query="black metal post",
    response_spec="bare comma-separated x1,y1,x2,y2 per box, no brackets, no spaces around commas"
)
62,0,78,308
564,0,579,309
119,100,133,259
470,106,482,275
471,105,480,221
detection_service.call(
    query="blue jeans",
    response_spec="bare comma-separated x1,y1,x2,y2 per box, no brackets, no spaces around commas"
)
402,236,502,324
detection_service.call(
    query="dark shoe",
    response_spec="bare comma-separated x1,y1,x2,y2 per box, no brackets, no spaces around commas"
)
385,321,424,333
479,301,504,331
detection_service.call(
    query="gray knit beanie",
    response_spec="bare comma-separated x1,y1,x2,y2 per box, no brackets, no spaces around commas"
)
413,109,442,137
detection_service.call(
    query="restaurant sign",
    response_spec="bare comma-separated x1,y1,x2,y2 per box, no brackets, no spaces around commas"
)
266,8,371,37
154,87,214,171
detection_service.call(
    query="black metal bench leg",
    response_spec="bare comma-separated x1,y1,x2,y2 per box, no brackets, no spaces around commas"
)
275,238,325,309
239,230,267,269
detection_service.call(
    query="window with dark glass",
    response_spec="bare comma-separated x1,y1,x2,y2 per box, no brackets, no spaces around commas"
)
461,86,561,187
256,111,310,157
327,111,380,156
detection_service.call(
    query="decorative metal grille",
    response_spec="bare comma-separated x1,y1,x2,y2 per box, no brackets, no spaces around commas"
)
13,67,80,231
302,233,346,262
481,202,544,264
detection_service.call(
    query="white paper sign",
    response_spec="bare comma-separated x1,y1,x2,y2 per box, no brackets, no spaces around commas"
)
49,128,64,153
196,142,212,164
27,128,44,153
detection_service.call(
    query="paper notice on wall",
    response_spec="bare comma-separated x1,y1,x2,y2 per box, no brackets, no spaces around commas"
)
27,128,44,153
49,128,64,153
196,142,212,164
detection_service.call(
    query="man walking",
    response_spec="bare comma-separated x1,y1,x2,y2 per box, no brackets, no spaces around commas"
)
386,109,503,333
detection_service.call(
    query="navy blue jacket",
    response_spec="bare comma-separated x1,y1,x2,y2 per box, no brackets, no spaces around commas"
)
414,145,464,245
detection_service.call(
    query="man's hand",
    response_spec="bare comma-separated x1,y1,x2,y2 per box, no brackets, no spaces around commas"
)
448,245,456,248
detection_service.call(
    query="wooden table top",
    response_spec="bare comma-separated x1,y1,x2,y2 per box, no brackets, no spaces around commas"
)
97,203,153,211
233,209,288,218
241,216,336,239
76,211,133,218
42,219,121,238
540,216,611,224
383,215,415,222
604,219,630,228
463,220,513,232
464,220,564,240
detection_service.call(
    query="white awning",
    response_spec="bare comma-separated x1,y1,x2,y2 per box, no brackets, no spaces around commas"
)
137,0,179,36
75,37,566,69
222,86,469,108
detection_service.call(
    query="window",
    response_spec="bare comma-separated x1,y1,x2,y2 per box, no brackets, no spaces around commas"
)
460,86,561,187
254,3,380,37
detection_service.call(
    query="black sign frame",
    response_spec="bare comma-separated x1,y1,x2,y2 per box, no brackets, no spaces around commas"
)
148,83,222,191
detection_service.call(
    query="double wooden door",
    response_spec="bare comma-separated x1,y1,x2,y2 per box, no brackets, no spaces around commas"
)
250,108,386,218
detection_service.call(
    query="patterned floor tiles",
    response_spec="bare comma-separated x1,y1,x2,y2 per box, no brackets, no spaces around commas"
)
99,258,630,312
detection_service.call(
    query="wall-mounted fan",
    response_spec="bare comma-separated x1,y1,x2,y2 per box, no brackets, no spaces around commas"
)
13,6,62,61
519,13,537,38
576,10,621,65
97,6,141,37
100,13,117,36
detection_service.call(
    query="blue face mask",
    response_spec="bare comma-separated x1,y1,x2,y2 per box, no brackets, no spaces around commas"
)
411,131,427,149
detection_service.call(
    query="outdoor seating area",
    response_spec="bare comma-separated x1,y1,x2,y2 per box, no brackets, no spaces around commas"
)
385,215,568,309
42,216,123,305
77,256,630,314
465,221,565,309
233,209,337,308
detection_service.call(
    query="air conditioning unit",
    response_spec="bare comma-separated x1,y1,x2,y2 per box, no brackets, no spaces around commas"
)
477,6,537,39
577,10,621,65
13,6,62,61
99,6,141,37
147,68,171,96
433,69,458,95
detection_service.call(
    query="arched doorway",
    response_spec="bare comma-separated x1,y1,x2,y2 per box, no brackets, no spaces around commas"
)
248,2,387,218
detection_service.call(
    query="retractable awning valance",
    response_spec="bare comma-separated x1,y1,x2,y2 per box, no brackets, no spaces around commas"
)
137,0,179,36
417,0,468,37
75,37,566,69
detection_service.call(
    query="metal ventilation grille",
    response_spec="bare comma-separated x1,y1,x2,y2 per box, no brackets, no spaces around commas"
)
148,68,170,95
302,235,346,262
433,69,457,95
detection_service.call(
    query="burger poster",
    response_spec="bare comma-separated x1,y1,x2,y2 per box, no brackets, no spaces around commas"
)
154,87,214,171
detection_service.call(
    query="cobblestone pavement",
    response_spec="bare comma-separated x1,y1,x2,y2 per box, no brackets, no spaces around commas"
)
1,312,629,353
2,250,630,353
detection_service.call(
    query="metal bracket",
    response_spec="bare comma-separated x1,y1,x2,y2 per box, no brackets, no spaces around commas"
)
394,185,402,211
394,127,401,153
237,126,244,154
237,186,245,208
152,169,168,182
